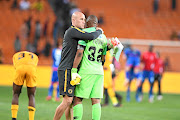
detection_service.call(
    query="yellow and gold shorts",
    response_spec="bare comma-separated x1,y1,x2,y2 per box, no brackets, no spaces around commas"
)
13,65,37,87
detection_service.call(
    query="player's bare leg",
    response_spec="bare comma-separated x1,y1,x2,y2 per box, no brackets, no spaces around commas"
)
54,95,73,120
124,66,131,87
27,87,36,107
11,83,22,120
157,77,163,100
91,98,100,105
12,83,22,105
65,104,73,120
27,87,36,120
134,67,141,87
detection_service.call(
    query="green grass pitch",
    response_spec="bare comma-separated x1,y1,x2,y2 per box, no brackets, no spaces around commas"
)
0,86,180,120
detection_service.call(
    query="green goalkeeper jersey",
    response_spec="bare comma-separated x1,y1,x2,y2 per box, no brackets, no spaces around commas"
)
78,27,107,75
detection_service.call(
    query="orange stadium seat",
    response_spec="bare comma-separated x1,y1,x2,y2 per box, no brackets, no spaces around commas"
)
0,0,55,65
0,0,180,71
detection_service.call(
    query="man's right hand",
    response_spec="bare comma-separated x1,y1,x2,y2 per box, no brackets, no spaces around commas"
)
96,27,104,34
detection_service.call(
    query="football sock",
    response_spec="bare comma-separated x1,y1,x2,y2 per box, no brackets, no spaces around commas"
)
127,87,130,101
158,79,161,95
127,87,130,96
115,92,122,104
135,88,140,101
134,72,142,80
92,103,101,120
104,88,109,104
48,83,53,96
125,71,130,80
107,88,118,105
115,92,122,100
56,85,60,98
138,85,142,94
28,106,36,120
73,104,83,120
11,105,19,119
149,83,153,98
111,97,118,105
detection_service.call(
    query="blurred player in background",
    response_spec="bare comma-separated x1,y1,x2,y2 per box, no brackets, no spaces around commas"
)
11,51,38,120
153,51,164,100
46,42,62,102
102,51,122,107
111,57,123,103
72,15,107,120
138,45,157,102
123,44,142,102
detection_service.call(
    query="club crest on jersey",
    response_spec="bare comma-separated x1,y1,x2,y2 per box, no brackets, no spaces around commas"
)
98,34,103,38
93,35,104,45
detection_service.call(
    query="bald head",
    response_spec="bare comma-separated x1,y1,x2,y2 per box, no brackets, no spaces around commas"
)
86,15,98,28
71,12,86,29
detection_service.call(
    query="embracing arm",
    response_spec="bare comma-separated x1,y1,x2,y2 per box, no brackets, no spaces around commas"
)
71,27,102,40
72,45,85,68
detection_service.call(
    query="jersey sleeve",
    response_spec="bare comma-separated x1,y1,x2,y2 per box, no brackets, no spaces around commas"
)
124,48,129,57
78,40,87,46
33,53,39,66
52,49,55,61
102,34,108,55
12,53,18,67
102,46,107,55
141,52,145,62
70,27,102,40
138,50,141,57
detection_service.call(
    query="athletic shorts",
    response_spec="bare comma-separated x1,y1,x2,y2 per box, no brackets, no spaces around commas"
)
154,73,162,82
51,70,59,83
142,70,154,84
13,65,37,87
58,69,75,97
74,74,104,99
126,58,140,67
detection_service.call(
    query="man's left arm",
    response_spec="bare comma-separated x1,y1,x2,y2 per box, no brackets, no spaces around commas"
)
71,43,85,86
72,45,85,68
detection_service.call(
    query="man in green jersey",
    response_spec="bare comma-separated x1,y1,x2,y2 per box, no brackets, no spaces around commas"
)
71,15,107,120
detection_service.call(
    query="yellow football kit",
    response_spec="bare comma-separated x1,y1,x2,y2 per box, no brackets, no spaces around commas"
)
13,51,38,87
104,51,113,88
104,51,118,105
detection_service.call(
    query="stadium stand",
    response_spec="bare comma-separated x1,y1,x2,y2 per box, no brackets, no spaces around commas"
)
76,0,180,39
0,0,55,65
0,0,180,71
75,0,180,71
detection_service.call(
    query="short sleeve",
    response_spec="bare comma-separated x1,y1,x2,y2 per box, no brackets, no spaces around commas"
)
78,40,87,46
102,34,108,55
102,46,107,55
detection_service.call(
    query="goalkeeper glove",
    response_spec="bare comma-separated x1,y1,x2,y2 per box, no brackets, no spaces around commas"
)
71,68,81,86
113,46,119,55
111,37,120,47
70,77,81,86
107,37,120,50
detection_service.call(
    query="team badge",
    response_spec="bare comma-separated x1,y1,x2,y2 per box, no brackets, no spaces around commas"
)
68,89,73,94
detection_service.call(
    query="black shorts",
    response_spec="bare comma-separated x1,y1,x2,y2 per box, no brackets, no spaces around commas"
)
58,69,75,97
154,74,162,82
